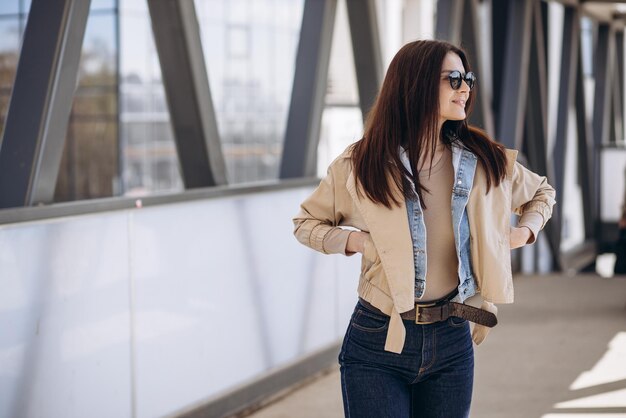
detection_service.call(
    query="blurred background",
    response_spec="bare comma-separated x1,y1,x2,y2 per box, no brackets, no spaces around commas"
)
0,0,625,417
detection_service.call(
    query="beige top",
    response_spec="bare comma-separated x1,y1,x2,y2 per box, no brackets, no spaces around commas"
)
414,146,459,302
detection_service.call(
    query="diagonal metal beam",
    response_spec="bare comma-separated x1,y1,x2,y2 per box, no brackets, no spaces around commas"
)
280,0,337,179
491,0,512,131
552,6,580,250
461,0,494,135
592,23,615,235
525,0,559,269
0,0,91,208
497,0,534,149
148,0,227,188
612,30,624,144
346,0,383,122
553,5,580,197
575,42,596,240
435,0,464,45
593,23,615,148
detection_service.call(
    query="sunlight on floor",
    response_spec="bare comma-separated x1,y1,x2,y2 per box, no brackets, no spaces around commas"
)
569,332,626,390
541,332,626,417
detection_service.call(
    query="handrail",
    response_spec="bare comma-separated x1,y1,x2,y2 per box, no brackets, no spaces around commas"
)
0,177,319,226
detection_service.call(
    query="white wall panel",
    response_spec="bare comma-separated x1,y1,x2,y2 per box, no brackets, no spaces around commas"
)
601,149,626,221
0,215,133,418
0,187,361,418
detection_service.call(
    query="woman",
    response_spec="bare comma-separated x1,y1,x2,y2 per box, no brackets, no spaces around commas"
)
293,40,555,418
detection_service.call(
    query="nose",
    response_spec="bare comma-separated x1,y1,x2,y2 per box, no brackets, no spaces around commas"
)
459,79,470,92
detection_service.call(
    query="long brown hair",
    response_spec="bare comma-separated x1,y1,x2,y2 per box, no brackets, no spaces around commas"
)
351,40,507,208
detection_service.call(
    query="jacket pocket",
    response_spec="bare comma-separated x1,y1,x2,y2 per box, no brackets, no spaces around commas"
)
362,234,380,263
361,235,390,294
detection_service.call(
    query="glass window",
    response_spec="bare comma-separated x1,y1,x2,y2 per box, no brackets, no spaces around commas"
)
55,7,119,202
0,18,21,137
0,2,19,16
54,120,118,202
78,14,117,86
91,0,116,12
318,0,362,176
580,17,593,78
0,18,20,53
195,0,305,184
119,0,182,196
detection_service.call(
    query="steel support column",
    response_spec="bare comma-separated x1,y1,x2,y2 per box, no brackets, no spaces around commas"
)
576,51,595,240
551,6,580,257
553,6,579,198
592,23,615,236
280,0,337,179
435,0,464,44
461,0,494,134
491,0,511,131
524,2,549,181
346,0,383,122
612,30,624,144
524,0,559,268
0,0,91,208
497,0,534,149
148,0,227,188
593,24,615,147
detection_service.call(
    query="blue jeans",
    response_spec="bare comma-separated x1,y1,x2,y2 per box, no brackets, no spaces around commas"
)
338,301,474,418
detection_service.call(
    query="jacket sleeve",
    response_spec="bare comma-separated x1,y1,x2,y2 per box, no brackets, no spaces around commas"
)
293,161,354,255
510,161,557,244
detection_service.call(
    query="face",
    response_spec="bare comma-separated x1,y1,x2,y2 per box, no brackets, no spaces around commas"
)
438,52,471,125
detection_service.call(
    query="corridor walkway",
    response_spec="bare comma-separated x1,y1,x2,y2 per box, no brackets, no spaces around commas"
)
244,274,626,418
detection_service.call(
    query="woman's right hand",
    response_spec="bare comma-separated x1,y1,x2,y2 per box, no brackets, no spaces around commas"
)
346,231,369,254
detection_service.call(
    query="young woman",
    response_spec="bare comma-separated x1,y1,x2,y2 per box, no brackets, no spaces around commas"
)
293,40,556,418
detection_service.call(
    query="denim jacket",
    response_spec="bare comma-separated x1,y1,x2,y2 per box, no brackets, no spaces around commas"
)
402,145,478,303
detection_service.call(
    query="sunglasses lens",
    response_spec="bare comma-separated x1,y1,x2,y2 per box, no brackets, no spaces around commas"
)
449,71,462,89
465,72,476,90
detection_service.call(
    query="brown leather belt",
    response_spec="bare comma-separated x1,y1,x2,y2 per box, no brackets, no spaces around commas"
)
358,296,497,328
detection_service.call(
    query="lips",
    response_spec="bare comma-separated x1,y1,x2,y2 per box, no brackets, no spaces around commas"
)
452,99,466,107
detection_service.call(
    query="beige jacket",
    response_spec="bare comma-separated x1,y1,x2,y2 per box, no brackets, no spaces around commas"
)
293,145,556,353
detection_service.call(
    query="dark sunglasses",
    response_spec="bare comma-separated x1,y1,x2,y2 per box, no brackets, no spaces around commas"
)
448,71,476,90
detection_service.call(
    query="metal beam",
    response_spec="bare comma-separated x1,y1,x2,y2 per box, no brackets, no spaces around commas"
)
593,28,614,166
592,23,615,244
524,1,549,178
435,0,464,45
280,0,337,179
612,30,624,144
575,43,596,240
461,0,495,134
346,0,383,122
524,0,559,266
497,0,534,148
553,6,579,231
547,5,580,267
148,0,227,188
0,0,91,208
491,0,511,131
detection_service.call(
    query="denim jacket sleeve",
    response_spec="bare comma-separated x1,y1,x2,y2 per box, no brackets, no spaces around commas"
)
292,158,354,256
510,161,556,243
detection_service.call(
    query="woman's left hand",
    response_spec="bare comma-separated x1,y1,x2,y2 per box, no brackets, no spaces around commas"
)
509,226,532,249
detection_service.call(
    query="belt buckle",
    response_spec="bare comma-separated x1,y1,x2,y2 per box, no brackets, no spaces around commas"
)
415,302,437,324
